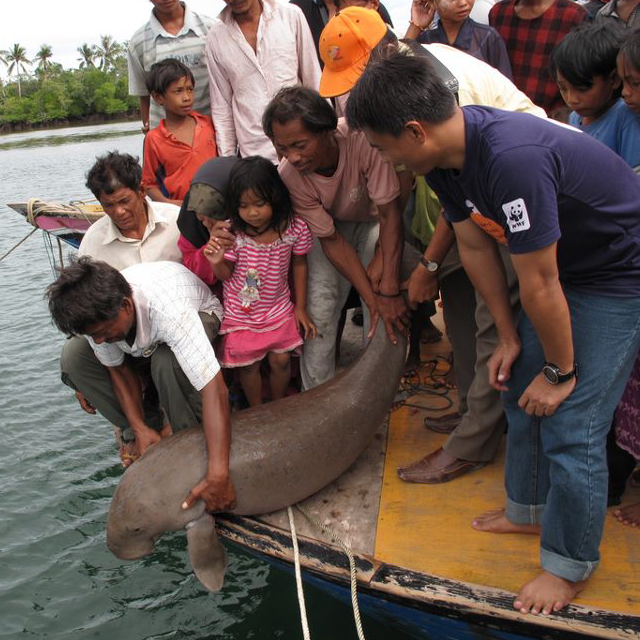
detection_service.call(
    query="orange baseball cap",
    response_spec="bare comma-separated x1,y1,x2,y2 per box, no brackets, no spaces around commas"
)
319,7,387,98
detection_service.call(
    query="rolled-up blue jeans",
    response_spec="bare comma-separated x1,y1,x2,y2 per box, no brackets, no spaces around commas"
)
502,287,640,582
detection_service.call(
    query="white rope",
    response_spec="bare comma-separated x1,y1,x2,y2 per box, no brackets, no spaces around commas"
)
287,506,312,640
293,504,367,640
25,198,104,226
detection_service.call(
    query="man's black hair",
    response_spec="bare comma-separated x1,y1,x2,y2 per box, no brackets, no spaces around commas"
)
46,257,132,337
145,58,196,95
224,156,294,236
549,21,626,88
85,151,142,200
346,52,456,135
262,85,338,139
619,27,640,72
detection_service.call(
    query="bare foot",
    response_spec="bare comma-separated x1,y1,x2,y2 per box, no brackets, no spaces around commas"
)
514,571,586,615
614,502,640,527
114,427,140,468
472,509,541,534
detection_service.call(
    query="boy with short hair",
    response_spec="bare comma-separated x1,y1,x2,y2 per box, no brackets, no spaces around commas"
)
142,58,217,205
551,21,640,172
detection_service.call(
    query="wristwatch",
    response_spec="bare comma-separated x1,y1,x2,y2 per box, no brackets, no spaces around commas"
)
420,257,439,273
542,362,578,385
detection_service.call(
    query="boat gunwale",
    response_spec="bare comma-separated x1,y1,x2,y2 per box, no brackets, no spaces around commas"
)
216,514,640,640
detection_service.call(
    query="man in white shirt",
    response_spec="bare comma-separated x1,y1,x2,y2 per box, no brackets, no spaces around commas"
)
78,152,182,269
128,0,214,132
205,0,321,161
49,259,233,513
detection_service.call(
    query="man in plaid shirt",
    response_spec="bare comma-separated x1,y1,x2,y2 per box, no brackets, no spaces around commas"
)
490,0,587,119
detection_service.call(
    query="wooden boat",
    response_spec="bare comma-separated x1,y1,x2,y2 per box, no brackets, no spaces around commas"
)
7,200,640,638
214,331,640,640
7,199,103,249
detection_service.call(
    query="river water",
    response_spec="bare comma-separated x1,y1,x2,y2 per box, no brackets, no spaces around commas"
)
0,123,419,640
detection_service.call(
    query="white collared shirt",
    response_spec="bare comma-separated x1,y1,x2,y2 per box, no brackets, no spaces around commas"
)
205,0,321,161
128,2,215,128
78,198,182,270
88,262,224,391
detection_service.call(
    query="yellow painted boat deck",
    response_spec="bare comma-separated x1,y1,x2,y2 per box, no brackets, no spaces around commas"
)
374,335,640,616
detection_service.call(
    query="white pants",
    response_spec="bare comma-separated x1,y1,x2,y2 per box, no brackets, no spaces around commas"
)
301,220,379,389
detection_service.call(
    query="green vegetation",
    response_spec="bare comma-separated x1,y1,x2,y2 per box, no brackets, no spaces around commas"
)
0,38,138,130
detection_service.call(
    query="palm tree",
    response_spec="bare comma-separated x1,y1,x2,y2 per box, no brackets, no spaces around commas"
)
76,43,96,69
5,43,31,97
94,35,122,72
35,44,53,77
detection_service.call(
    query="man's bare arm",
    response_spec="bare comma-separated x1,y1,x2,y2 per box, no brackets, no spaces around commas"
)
182,371,235,512
320,230,378,337
139,96,151,133
376,198,409,344
404,214,455,307
107,362,161,453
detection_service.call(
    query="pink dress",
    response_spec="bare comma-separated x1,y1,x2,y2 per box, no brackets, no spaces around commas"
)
218,216,313,367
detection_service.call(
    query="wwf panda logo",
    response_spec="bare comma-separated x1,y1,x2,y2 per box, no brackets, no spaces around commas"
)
502,198,530,233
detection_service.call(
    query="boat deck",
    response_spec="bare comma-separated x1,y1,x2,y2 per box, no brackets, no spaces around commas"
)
377,388,640,616
251,315,640,634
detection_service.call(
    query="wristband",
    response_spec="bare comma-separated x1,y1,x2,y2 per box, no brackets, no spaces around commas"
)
376,291,402,298
408,19,426,31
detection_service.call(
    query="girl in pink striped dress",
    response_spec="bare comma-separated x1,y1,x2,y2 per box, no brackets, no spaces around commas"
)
204,156,317,406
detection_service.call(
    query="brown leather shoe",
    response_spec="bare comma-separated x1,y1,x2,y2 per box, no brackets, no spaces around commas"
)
424,412,461,434
397,447,486,484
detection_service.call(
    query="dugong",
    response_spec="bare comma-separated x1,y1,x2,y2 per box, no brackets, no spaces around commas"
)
106,248,420,590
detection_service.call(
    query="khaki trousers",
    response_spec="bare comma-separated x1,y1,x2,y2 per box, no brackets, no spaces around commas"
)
439,243,521,462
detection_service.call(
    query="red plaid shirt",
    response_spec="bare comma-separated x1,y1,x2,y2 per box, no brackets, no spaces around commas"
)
489,0,587,114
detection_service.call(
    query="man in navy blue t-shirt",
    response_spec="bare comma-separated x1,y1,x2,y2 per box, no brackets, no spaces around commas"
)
347,53,640,615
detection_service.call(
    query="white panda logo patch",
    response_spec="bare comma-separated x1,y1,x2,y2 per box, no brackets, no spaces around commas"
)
502,198,530,233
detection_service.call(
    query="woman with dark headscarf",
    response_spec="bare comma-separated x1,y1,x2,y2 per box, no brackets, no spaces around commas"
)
178,156,239,283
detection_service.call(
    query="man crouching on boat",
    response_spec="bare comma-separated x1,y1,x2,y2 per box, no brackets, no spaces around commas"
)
47,257,235,513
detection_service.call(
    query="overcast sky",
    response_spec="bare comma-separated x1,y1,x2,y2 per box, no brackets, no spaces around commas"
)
0,0,409,79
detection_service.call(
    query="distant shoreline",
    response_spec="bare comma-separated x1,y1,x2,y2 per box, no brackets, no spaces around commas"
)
0,111,139,135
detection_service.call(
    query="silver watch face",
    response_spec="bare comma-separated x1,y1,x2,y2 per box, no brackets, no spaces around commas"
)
542,365,559,385
427,261,438,272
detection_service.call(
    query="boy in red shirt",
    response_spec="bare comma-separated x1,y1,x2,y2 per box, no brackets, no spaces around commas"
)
143,58,217,205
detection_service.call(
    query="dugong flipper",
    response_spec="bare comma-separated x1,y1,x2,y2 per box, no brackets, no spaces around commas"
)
186,514,228,592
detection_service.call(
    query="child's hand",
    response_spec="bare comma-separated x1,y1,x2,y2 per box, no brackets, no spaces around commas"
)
295,306,318,339
205,219,236,254
203,236,226,264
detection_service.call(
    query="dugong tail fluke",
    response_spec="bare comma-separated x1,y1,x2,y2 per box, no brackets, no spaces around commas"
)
186,514,228,592
106,245,422,591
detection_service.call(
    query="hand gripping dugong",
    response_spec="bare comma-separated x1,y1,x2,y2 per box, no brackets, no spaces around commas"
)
106,248,421,591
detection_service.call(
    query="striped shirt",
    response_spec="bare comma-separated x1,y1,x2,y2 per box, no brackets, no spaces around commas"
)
128,3,214,129
220,216,313,332
89,261,224,391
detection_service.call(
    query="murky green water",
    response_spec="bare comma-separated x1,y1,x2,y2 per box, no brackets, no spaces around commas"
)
0,122,421,640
